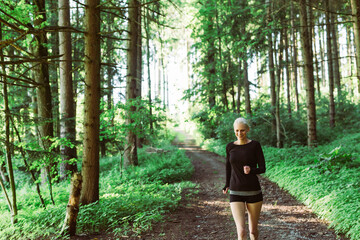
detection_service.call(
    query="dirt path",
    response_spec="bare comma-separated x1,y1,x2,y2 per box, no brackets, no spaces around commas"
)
72,134,349,240
140,135,348,240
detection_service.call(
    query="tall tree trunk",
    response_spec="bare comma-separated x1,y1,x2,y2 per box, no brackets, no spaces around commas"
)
299,0,317,147
145,9,153,131
73,1,82,123
80,0,101,204
125,0,141,166
284,25,292,118
50,0,60,142
33,0,55,201
331,8,341,98
106,14,115,121
347,25,354,97
206,0,216,109
313,26,321,99
276,28,284,148
137,3,142,99
1,24,18,224
291,1,299,112
104,13,116,153
319,19,326,88
325,0,336,128
243,59,252,115
266,0,276,140
137,3,144,148
215,5,228,112
58,0,77,179
351,0,360,94
237,62,242,114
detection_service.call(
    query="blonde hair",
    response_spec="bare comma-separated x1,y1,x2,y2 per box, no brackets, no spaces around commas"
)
233,117,250,129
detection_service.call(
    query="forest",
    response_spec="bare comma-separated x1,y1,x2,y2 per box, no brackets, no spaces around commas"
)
0,0,359,239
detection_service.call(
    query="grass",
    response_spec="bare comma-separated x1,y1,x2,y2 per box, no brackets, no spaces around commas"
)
0,140,196,240
200,133,360,240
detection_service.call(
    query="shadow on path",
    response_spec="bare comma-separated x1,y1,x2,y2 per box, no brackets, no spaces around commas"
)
141,130,348,240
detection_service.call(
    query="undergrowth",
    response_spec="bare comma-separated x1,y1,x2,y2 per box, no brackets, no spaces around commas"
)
0,141,196,240
201,132,360,240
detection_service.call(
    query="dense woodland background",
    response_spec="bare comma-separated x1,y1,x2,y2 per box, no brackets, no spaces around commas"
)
0,0,360,239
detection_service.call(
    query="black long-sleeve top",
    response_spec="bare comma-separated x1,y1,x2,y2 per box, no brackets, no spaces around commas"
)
224,140,266,191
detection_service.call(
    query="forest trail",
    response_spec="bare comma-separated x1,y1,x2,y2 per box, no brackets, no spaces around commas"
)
72,132,349,240
140,131,349,240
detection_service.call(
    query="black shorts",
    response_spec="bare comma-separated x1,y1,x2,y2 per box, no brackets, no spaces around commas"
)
230,192,263,203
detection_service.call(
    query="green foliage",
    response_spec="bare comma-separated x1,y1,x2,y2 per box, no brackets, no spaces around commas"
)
263,133,360,240
0,141,195,239
127,145,194,184
310,146,359,174
100,98,168,153
190,92,360,148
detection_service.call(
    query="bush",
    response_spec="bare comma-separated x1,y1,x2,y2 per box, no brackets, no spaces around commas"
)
264,133,360,240
0,141,196,240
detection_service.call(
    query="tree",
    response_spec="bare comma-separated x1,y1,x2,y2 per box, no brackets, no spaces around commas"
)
266,0,276,137
299,0,317,147
291,1,300,112
325,0,335,128
125,0,142,166
80,0,101,204
351,0,360,95
1,23,17,224
58,0,77,179
33,0,56,202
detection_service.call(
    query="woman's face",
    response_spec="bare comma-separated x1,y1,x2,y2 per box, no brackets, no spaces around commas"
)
234,123,249,140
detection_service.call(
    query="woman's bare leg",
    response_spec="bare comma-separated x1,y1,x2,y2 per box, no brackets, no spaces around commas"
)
230,202,247,240
246,201,263,240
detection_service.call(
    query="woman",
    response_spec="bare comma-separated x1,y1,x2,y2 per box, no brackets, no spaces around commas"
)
223,117,266,240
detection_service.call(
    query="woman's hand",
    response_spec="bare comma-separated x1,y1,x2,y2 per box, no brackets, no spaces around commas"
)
223,187,229,194
244,165,251,174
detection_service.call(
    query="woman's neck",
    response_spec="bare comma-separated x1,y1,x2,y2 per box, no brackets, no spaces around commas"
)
236,138,249,145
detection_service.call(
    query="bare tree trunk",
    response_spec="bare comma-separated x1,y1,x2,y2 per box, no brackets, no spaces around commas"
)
347,25,354,97
145,9,153,131
80,0,101,204
125,0,141,166
325,0,335,128
276,28,284,148
351,0,360,94
331,7,341,98
284,25,292,118
299,0,317,147
313,26,321,99
102,13,116,154
243,59,251,115
215,5,228,112
267,0,276,140
237,62,242,114
59,0,77,179
33,0,55,203
206,0,216,109
50,0,60,143
106,14,115,122
291,1,299,112
1,24,17,224
61,173,82,236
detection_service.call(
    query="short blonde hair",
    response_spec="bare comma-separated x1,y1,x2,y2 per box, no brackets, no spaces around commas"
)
233,117,250,129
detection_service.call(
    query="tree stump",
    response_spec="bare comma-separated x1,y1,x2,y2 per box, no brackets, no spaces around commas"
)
60,172,82,236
